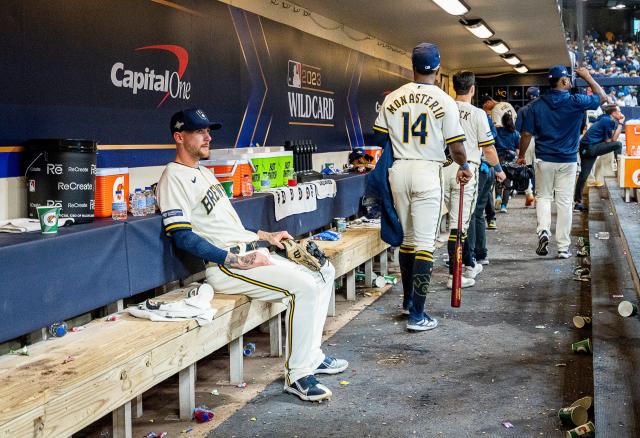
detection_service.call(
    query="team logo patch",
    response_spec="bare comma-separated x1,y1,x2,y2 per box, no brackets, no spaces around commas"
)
162,209,184,218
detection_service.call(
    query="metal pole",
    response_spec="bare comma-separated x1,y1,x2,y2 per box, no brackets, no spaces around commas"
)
576,0,585,66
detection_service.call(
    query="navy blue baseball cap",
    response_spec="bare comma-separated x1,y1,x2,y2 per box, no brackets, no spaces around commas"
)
526,86,540,98
412,43,441,73
548,65,570,79
170,108,222,133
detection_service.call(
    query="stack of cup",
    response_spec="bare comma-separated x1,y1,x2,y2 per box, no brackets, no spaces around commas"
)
36,206,61,234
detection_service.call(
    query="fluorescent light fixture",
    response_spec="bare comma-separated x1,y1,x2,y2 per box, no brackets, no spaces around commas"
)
514,64,529,73
459,18,494,39
613,3,626,8
484,39,510,54
501,54,521,65
431,0,470,16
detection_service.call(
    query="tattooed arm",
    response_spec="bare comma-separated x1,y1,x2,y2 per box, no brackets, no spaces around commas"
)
224,250,272,270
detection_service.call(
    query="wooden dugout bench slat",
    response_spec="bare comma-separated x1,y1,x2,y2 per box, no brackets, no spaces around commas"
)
0,291,285,438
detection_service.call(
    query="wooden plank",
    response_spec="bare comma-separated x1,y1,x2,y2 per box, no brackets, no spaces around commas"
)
328,282,336,317
0,293,284,437
112,401,132,438
364,258,374,286
315,228,389,278
178,364,195,420
269,314,282,357
229,336,243,385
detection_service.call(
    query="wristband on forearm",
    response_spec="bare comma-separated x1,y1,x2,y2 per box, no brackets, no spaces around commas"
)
493,163,503,173
459,162,470,171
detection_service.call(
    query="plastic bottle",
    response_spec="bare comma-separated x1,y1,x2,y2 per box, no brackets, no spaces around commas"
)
111,190,127,220
48,322,68,338
241,174,253,197
243,342,256,357
132,188,146,216
144,186,156,215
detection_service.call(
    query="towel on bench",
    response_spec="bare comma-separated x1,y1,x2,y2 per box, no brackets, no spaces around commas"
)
0,218,41,233
127,283,217,326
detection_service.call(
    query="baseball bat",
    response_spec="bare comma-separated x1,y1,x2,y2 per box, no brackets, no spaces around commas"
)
451,183,465,307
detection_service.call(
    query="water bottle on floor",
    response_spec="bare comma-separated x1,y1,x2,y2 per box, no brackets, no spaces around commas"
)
48,322,68,338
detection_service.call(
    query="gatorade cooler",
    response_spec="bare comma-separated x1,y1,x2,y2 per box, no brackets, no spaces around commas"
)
24,138,97,223
95,168,129,217
363,146,383,165
625,120,640,156
200,159,253,197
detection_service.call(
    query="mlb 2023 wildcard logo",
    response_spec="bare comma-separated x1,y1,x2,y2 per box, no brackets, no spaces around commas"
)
287,60,334,126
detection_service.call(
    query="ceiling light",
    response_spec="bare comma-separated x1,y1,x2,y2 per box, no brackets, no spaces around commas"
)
431,0,470,16
459,18,494,39
614,3,626,8
501,54,521,65
514,64,529,74
484,39,510,54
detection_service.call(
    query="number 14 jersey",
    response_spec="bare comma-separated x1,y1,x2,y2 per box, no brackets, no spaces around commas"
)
373,82,465,162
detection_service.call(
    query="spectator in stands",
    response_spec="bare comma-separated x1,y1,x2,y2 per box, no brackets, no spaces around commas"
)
624,89,638,106
616,91,626,107
157,108,348,403
574,104,624,211
494,113,520,213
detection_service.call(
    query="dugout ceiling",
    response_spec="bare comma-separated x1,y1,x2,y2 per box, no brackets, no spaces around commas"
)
293,0,571,74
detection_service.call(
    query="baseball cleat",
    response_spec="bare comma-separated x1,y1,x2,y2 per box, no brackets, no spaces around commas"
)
536,231,549,256
407,313,438,332
494,195,502,210
314,356,349,375
463,263,483,279
487,219,497,230
557,250,572,259
447,275,475,288
477,258,490,265
284,375,332,402
499,206,508,213
401,308,410,316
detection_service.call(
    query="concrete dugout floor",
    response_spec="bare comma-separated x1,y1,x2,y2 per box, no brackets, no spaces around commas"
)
209,195,594,438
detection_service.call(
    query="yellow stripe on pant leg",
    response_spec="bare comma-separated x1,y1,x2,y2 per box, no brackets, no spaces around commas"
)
218,265,296,385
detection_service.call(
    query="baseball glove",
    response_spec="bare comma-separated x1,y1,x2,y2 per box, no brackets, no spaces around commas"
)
278,239,328,272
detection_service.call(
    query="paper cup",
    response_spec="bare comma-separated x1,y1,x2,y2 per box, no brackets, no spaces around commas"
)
36,206,61,234
571,338,592,354
558,405,588,427
374,276,386,288
220,180,234,198
618,300,638,317
572,316,592,329
383,275,398,285
565,421,595,438
570,396,593,411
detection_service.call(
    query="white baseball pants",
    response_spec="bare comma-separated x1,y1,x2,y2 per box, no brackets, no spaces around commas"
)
206,248,334,385
442,162,479,232
534,160,578,252
389,159,443,253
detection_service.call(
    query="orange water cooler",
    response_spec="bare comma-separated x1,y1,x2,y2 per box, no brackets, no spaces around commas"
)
95,168,129,217
624,120,640,156
199,159,253,197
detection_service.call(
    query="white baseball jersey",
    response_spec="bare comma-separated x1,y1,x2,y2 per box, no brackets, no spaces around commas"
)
456,101,495,164
373,82,466,161
157,162,258,249
491,102,517,128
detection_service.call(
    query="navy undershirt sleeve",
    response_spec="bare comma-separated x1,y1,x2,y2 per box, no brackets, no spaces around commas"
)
171,228,228,265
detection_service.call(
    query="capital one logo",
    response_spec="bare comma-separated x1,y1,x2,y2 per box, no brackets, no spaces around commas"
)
632,169,640,186
111,45,191,108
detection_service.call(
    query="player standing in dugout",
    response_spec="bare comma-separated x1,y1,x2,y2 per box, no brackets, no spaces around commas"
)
156,108,348,403
517,66,608,258
373,43,472,333
443,70,506,289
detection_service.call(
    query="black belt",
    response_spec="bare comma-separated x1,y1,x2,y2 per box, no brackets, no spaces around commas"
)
229,240,271,254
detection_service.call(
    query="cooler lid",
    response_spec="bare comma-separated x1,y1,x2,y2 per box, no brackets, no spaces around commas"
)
25,138,97,152
199,159,249,166
96,167,129,176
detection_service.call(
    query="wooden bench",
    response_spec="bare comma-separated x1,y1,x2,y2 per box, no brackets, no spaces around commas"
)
315,227,391,316
0,289,285,438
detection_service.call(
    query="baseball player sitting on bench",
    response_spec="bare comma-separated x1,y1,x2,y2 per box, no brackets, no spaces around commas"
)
156,108,347,403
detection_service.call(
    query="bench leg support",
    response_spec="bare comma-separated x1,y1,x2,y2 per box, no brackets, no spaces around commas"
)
328,280,336,317
379,250,389,276
269,313,283,357
346,269,356,301
112,401,132,438
179,364,196,420
392,247,400,270
132,394,143,419
106,299,124,315
229,335,244,384
364,258,374,287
